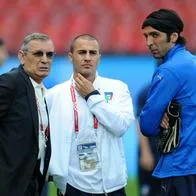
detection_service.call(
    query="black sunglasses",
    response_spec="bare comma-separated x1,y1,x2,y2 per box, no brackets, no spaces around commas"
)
26,50,55,58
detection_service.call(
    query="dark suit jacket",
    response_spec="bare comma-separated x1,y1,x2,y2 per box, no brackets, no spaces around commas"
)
0,65,51,196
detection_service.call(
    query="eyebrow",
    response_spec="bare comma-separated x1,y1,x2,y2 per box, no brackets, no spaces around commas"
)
33,50,54,53
144,31,160,36
77,49,98,53
28,50,55,58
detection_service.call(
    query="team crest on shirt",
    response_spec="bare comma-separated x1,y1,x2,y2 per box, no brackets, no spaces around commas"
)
156,74,163,80
104,92,113,102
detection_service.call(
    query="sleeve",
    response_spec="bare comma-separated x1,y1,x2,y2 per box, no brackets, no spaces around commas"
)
0,75,15,118
139,69,180,136
86,82,135,137
136,84,151,117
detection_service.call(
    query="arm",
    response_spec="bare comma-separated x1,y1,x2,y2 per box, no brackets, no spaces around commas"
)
136,120,155,171
139,69,180,136
74,74,135,137
88,83,134,137
0,75,14,118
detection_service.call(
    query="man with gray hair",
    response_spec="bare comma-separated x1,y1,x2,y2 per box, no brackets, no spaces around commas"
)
0,33,54,196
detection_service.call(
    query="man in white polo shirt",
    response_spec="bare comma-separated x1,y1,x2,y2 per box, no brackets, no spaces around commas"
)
46,34,135,196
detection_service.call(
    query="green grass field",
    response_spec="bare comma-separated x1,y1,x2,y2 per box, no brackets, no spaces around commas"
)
125,178,138,196
48,178,138,196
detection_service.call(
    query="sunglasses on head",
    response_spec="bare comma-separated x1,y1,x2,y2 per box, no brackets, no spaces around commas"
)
27,50,55,58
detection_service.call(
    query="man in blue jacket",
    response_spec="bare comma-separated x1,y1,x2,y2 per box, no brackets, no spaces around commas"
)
139,9,196,196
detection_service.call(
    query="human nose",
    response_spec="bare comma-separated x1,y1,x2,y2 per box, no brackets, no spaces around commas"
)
84,52,91,61
41,53,49,62
146,36,153,47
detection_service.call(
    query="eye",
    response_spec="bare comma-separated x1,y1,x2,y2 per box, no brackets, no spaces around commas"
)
46,52,55,58
143,34,148,39
31,51,55,58
78,50,86,55
90,50,97,55
33,51,43,57
152,33,159,38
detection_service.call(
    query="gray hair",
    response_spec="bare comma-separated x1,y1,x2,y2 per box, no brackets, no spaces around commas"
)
21,33,52,51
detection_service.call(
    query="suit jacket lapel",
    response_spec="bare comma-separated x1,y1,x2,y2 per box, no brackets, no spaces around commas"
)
43,99,51,176
38,99,51,191
18,65,39,138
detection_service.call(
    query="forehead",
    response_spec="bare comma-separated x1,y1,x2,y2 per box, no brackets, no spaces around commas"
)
143,26,162,34
73,39,99,51
28,39,54,51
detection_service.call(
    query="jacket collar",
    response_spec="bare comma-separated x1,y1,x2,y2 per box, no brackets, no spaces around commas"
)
163,44,185,63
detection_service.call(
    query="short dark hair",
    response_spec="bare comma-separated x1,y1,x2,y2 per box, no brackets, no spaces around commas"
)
69,34,100,53
142,9,186,45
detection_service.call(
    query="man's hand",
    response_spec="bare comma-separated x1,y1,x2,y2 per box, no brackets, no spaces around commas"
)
140,148,155,171
160,112,169,129
74,73,95,97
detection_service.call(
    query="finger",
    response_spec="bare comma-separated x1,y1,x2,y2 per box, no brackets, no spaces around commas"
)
161,122,166,128
161,120,169,129
161,118,166,127
165,113,169,121
77,73,85,80
167,113,170,120
75,76,83,86
74,85,79,92
74,81,79,88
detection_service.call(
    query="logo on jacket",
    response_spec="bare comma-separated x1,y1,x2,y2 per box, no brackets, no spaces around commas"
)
104,92,113,102
156,74,163,80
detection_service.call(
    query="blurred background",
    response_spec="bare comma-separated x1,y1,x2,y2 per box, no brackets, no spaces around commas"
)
0,0,195,195
0,0,196,54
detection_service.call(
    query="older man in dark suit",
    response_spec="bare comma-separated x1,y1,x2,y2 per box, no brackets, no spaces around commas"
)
0,33,54,196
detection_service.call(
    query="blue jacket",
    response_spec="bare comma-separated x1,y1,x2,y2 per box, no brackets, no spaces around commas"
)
140,44,196,178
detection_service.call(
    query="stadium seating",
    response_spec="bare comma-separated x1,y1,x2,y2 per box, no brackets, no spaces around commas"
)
0,0,195,54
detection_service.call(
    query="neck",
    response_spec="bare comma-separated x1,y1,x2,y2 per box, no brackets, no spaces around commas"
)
31,78,42,84
86,75,95,83
23,66,42,84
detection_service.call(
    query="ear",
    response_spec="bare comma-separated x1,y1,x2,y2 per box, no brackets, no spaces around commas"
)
68,52,73,62
170,32,178,43
98,53,101,64
18,50,26,65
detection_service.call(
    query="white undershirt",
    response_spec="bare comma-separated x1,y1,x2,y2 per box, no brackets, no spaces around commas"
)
30,78,48,174
67,93,104,193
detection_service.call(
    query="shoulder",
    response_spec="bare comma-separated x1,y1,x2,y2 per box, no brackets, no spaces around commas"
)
159,48,195,80
173,49,194,64
0,66,21,88
1,66,20,78
166,47,194,68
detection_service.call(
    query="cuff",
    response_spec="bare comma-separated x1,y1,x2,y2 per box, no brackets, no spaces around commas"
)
85,90,100,101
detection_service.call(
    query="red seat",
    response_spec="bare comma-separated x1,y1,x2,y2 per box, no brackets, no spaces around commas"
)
0,0,195,53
